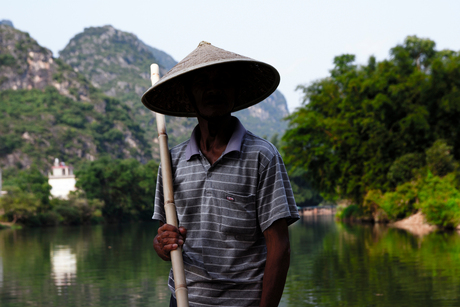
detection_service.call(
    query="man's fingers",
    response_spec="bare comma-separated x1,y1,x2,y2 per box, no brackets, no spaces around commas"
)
158,223,180,234
159,230,184,242
178,227,187,239
159,236,184,246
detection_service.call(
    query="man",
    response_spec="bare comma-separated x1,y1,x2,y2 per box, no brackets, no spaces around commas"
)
142,42,299,307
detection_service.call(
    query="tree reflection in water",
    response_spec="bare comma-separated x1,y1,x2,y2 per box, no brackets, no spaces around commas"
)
285,215,460,307
0,223,171,307
0,218,460,306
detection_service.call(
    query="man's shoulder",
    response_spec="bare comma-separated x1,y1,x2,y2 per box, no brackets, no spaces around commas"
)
242,131,280,160
170,139,190,159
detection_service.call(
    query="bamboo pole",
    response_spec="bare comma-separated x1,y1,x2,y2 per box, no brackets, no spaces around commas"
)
150,64,189,307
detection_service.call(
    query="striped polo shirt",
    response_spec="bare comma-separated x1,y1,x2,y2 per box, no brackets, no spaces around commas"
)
153,117,299,307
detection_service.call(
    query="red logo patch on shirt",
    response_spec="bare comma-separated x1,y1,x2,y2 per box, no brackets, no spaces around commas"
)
226,196,235,201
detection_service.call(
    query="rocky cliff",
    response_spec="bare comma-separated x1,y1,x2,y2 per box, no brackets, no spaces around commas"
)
0,24,150,171
0,25,90,101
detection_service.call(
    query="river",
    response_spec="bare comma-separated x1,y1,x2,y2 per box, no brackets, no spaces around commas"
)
1,215,460,306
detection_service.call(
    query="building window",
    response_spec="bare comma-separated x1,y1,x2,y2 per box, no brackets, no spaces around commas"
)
62,169,65,175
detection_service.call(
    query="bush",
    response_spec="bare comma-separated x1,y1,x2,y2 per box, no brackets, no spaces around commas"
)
75,157,157,222
6,166,52,209
0,187,40,223
336,204,360,219
365,171,460,227
381,182,418,220
38,211,63,226
364,181,418,221
90,209,104,224
17,212,42,227
387,153,425,186
51,193,105,225
53,205,82,225
426,140,456,177
418,172,460,228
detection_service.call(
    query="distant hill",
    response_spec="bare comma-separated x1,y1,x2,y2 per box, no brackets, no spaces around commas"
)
59,25,289,150
0,25,150,172
0,23,290,174
0,20,14,28
59,25,197,153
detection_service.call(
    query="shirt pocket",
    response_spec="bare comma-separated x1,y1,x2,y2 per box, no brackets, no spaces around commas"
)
218,191,257,237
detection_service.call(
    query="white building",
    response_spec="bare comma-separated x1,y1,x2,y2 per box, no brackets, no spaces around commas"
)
48,158,76,199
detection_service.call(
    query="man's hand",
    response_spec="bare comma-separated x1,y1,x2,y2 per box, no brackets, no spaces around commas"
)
154,222,187,261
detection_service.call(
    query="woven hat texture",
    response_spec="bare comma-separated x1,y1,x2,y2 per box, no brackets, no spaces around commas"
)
141,41,280,117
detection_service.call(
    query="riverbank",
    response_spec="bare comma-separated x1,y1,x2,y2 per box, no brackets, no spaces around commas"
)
392,211,460,235
298,206,336,216
389,212,437,236
337,208,460,236
0,221,15,229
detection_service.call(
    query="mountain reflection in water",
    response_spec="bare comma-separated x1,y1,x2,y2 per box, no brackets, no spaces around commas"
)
0,217,459,306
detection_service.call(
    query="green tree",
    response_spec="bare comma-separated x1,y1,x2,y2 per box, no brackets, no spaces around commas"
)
9,166,52,209
426,139,456,177
0,187,40,223
75,157,158,222
283,36,460,205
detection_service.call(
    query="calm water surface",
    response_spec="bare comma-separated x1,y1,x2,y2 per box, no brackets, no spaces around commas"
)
1,216,460,306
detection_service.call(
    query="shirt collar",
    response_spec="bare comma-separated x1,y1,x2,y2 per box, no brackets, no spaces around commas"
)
185,117,247,161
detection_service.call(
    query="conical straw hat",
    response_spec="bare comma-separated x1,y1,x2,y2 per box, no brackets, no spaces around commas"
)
141,41,280,117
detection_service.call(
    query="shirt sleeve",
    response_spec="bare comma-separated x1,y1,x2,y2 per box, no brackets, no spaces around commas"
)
152,164,166,223
257,153,299,233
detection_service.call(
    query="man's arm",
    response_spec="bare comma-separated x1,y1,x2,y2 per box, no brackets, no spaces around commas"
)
259,218,291,307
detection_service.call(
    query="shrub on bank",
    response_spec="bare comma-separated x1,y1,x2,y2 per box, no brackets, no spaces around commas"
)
1,157,157,227
365,182,418,220
361,171,460,228
0,187,41,224
336,204,361,220
51,192,104,225
38,211,63,226
75,157,158,222
418,173,460,228
0,189,104,227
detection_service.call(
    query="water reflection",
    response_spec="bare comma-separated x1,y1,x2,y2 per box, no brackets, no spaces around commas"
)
0,219,460,306
286,216,460,306
51,245,77,287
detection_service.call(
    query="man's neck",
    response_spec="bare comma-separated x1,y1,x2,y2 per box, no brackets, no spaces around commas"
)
196,114,235,165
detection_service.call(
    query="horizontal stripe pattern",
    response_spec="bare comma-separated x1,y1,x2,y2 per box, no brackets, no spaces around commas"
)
154,121,298,307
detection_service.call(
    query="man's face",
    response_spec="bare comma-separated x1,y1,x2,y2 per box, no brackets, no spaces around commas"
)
189,66,236,119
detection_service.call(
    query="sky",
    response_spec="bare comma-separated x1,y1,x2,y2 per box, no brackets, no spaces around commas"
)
3,0,460,112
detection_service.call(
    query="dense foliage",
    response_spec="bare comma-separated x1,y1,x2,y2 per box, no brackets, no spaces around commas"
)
75,157,159,222
0,166,102,226
284,36,460,208
269,133,323,207
1,157,158,226
0,87,150,170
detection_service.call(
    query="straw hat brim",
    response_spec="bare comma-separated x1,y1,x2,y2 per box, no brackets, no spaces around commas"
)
141,43,280,117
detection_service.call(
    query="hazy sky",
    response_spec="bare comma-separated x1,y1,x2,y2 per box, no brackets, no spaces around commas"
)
3,0,460,112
